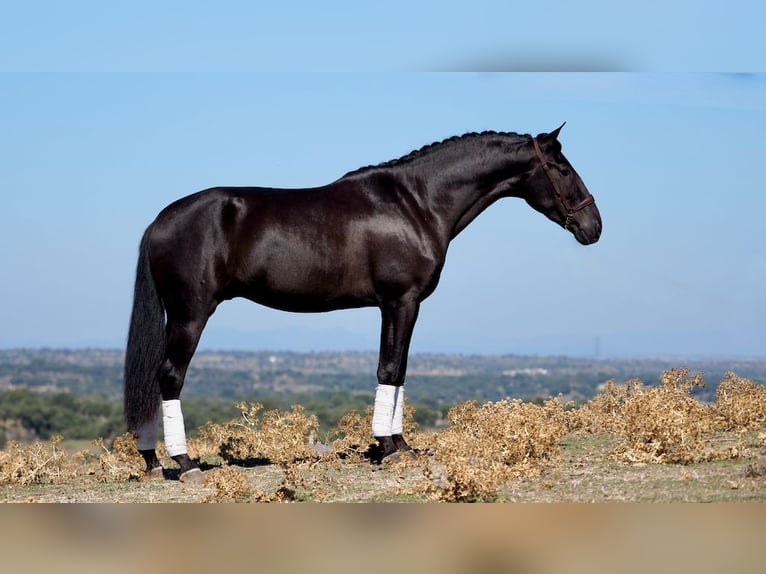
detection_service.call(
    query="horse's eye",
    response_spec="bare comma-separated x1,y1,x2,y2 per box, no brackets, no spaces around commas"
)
560,168,571,176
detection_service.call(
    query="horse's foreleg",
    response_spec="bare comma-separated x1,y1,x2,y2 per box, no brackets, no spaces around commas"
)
374,296,420,461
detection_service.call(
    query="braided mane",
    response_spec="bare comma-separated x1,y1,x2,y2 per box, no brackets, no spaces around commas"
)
343,130,531,177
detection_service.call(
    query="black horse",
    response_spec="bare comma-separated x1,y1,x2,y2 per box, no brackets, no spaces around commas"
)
124,124,601,481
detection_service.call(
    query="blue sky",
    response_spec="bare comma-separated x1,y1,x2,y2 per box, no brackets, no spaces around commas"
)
1,2,764,71
1,4,765,358
1,73,764,358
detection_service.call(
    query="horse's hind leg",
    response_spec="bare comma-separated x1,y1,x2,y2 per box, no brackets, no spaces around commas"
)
136,409,163,478
155,316,210,482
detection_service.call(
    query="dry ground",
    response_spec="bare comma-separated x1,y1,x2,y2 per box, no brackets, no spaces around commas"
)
2,431,764,503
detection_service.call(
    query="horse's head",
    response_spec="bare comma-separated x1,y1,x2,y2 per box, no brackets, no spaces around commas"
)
524,124,601,245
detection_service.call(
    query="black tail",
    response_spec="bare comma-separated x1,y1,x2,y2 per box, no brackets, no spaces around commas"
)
123,227,165,433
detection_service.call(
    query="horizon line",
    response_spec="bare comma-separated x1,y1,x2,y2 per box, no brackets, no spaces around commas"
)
2,346,766,363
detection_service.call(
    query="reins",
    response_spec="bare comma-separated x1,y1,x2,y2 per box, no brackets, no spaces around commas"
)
532,137,594,228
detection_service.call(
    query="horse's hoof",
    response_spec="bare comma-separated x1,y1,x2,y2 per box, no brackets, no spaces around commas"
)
382,449,418,464
381,451,400,464
400,449,418,460
179,468,204,483
392,434,415,453
145,466,164,480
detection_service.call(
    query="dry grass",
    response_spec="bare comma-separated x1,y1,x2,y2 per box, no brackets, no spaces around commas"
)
2,369,766,502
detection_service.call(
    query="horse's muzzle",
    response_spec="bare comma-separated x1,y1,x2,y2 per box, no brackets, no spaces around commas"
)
572,217,602,245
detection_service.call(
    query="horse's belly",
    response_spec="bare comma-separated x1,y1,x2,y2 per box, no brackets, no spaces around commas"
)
247,292,372,313
238,262,375,313
242,286,374,313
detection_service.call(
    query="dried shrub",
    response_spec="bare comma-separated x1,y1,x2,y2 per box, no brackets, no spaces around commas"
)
420,397,568,502
712,373,766,431
571,379,631,434
610,368,722,464
401,402,419,436
248,403,320,465
260,405,321,498
191,402,266,463
328,407,373,462
186,426,221,461
572,370,762,465
194,402,320,500
0,436,83,486
91,433,145,482
191,417,238,461
202,465,251,502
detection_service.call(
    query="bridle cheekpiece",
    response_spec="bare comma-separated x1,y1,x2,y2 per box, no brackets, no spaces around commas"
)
532,137,594,229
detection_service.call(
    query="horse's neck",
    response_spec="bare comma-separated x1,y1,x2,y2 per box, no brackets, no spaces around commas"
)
412,144,531,240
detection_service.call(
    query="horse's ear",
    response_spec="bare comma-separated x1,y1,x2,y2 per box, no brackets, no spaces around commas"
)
550,121,566,139
537,122,566,142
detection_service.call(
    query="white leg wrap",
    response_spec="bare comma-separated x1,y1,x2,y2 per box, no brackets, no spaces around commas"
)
162,399,188,457
372,384,396,437
135,406,160,451
391,387,404,436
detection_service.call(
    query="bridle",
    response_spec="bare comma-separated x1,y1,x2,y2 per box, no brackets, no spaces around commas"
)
532,137,594,229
